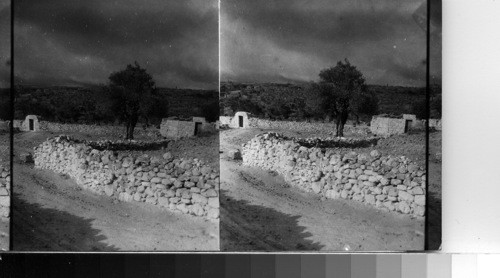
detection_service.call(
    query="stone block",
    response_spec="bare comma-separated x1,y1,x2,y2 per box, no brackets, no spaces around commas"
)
414,195,425,206
208,197,219,208
398,190,414,202
364,194,376,204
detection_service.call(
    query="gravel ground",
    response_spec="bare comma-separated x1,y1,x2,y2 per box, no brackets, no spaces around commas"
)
11,130,219,251
220,128,427,251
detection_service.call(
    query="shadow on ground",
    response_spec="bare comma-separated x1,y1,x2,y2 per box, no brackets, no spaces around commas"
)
426,190,442,250
220,190,324,251
12,194,119,251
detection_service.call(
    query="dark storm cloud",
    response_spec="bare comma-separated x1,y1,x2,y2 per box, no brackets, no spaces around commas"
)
430,0,442,84
221,0,438,87
0,1,10,88
15,0,218,89
225,1,414,46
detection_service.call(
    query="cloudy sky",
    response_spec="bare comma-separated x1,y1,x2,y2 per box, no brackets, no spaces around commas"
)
221,0,442,87
15,0,218,89
0,0,10,88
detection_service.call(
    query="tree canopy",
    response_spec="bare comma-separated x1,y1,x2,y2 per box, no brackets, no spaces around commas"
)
318,59,376,136
108,62,168,139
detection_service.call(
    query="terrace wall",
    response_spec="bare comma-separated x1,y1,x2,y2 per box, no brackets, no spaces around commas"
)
219,116,231,126
429,119,442,130
38,121,162,139
249,118,369,135
34,136,219,220
242,133,425,217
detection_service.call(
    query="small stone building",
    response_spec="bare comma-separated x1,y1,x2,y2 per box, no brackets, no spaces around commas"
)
370,115,410,136
192,117,217,134
231,111,249,128
160,116,216,139
402,114,417,127
21,115,40,132
219,111,250,129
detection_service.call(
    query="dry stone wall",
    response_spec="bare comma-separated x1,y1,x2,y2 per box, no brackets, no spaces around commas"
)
428,119,442,130
249,119,369,135
38,121,162,139
219,116,231,126
242,133,426,217
34,136,219,219
0,164,10,219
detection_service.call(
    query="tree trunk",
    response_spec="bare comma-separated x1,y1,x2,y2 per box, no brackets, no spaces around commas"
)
335,111,349,137
128,124,135,140
337,120,344,137
125,121,131,140
128,114,138,140
335,116,342,137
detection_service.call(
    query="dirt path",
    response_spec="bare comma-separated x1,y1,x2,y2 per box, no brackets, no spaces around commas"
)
12,132,218,251
12,164,218,251
220,128,424,251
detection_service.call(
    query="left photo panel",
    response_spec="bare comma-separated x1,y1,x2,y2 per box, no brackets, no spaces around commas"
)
0,0,11,251
12,0,219,251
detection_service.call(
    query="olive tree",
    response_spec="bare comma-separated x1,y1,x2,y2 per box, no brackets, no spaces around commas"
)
319,59,368,136
108,62,163,139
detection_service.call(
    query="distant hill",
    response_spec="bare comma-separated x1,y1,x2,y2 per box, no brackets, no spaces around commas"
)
156,88,218,119
367,85,426,116
14,86,218,125
220,82,430,121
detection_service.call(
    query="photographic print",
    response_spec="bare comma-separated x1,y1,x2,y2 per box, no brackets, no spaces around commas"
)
12,0,219,251
0,0,11,251
219,0,441,251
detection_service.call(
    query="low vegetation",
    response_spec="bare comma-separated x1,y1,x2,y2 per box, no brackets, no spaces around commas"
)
13,67,219,128
220,61,441,131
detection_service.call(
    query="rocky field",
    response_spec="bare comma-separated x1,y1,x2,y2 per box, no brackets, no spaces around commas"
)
220,127,441,251
12,130,219,251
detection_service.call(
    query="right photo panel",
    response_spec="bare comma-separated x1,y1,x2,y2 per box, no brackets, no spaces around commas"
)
220,0,441,251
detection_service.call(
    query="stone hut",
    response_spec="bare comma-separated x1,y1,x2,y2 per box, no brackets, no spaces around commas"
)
160,116,216,138
218,111,250,129
402,114,417,127
192,117,216,134
370,115,408,136
230,111,249,128
21,115,40,132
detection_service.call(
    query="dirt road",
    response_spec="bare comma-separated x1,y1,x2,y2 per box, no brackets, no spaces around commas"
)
12,132,218,251
220,128,425,251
